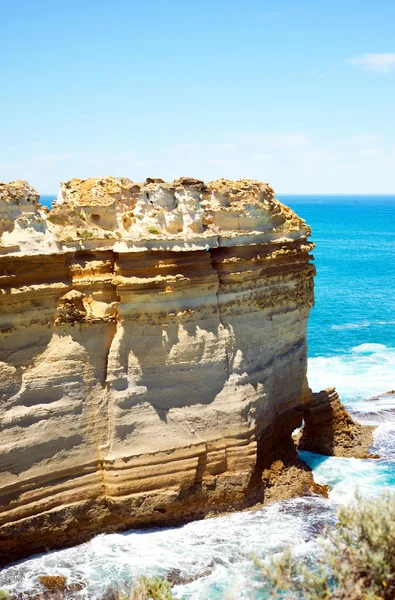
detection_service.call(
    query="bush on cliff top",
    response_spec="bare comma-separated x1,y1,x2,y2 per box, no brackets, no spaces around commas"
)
259,491,395,599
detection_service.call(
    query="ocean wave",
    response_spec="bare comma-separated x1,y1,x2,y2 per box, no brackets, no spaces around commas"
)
308,343,395,404
0,497,332,600
371,424,395,459
331,320,395,331
300,451,395,504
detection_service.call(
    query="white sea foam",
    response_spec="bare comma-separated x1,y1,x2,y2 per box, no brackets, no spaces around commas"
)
371,424,395,458
300,451,395,504
308,343,395,403
331,320,395,331
0,498,332,600
332,322,371,331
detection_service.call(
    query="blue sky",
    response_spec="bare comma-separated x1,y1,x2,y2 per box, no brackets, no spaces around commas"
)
1,0,395,194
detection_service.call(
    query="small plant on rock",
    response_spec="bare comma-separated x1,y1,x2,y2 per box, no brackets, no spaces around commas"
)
47,212,68,226
126,576,175,600
147,226,160,235
79,229,94,241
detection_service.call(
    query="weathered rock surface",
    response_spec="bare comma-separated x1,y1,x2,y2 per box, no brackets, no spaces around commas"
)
298,388,375,457
0,177,315,565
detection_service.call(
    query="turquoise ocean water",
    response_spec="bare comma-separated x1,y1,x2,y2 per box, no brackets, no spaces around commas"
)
1,195,395,598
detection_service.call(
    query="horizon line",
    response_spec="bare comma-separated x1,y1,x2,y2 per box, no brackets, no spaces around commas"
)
38,192,395,196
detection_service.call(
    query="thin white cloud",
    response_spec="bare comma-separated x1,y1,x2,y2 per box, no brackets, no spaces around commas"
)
361,149,381,157
243,133,309,149
350,53,395,74
3,133,395,194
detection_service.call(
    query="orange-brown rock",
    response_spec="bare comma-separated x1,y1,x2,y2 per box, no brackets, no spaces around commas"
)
298,388,375,457
259,444,317,504
0,177,315,565
38,577,67,592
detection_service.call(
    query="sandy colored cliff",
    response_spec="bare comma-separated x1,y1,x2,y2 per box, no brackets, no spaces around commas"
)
0,177,316,564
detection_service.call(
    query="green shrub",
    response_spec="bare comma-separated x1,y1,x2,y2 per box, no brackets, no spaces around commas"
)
47,212,68,226
0,590,10,600
258,491,395,599
79,230,94,240
48,208,86,228
72,210,86,221
147,226,160,235
120,576,175,600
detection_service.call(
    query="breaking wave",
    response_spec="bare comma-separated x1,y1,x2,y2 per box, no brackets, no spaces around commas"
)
308,343,395,403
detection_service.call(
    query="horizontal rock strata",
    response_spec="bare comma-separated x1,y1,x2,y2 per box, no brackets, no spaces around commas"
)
0,177,315,565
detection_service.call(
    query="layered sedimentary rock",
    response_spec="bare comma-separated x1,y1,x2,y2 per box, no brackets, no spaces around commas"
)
298,388,375,457
0,177,315,565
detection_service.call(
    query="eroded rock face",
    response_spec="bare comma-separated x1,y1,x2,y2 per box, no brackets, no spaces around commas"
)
298,388,375,457
0,177,315,564
0,180,51,253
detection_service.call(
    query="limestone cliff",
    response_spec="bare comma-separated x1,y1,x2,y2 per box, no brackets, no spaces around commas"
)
0,177,315,565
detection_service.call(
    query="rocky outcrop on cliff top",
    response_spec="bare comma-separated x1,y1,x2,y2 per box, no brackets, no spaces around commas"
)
0,177,315,565
0,177,308,254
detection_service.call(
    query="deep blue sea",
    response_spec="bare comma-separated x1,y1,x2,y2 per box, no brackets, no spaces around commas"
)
1,195,395,599
286,195,395,358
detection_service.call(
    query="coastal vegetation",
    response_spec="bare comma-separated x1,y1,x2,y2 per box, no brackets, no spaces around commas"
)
0,576,175,600
1,492,394,599
259,491,395,599
122,577,175,600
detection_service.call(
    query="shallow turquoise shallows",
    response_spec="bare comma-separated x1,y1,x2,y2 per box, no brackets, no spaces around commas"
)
2,195,394,599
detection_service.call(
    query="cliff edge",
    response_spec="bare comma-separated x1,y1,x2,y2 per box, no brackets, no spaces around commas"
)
0,177,316,564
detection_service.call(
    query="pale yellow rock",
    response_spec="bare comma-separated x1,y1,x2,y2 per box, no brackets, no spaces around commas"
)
0,177,315,564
